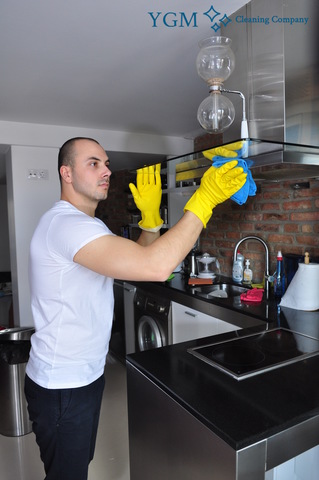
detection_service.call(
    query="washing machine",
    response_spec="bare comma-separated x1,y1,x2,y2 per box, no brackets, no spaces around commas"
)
133,289,172,352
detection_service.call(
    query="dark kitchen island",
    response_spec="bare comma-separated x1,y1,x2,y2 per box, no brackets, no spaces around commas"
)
126,307,319,480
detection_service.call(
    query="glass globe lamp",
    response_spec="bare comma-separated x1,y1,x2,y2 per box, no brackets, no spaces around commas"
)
197,91,235,133
196,36,235,85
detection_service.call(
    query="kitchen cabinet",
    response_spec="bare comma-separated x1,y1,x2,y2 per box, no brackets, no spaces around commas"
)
218,318,242,334
171,301,240,344
127,355,319,480
110,280,126,361
166,156,203,228
123,282,136,355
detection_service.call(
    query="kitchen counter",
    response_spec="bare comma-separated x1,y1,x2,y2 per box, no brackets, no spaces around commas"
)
127,307,319,450
131,272,280,328
126,280,319,479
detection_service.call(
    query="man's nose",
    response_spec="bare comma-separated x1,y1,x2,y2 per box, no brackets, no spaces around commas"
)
103,166,112,177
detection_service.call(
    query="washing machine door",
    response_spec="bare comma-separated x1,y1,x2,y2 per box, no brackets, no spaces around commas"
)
137,315,165,351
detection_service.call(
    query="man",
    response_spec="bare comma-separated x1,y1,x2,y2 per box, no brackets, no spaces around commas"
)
25,137,246,480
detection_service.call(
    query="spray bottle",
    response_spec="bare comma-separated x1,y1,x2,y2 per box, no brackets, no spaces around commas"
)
273,250,286,299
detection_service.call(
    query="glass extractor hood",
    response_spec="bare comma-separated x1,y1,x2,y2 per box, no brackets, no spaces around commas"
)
169,138,319,184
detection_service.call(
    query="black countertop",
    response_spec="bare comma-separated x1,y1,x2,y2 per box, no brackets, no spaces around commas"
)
127,274,319,451
131,272,281,324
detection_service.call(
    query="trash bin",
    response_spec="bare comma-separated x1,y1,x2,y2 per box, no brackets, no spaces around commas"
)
0,327,35,436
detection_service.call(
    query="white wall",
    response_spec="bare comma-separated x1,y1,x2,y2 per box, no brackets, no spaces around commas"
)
0,186,10,271
6,145,60,326
0,120,192,158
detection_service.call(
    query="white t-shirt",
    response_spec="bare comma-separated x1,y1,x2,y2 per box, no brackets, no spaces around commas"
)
26,200,114,389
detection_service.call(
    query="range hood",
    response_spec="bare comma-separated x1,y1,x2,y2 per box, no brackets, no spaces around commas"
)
129,0,319,182
173,139,319,183
171,0,319,183
211,0,319,181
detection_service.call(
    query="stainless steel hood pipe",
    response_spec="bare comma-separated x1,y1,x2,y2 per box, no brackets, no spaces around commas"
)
220,0,319,176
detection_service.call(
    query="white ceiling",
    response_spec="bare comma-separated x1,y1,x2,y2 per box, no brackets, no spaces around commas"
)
0,0,247,178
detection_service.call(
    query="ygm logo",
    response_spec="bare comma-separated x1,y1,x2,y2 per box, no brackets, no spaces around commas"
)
148,4,310,29
148,5,232,31
235,14,309,25
148,12,199,28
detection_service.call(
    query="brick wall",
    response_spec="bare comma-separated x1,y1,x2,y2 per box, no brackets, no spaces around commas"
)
200,177,319,282
194,133,223,151
96,163,319,284
95,168,138,239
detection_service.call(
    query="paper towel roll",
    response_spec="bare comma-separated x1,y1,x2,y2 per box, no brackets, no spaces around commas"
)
280,263,319,311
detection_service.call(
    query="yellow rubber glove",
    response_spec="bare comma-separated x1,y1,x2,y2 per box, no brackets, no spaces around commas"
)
129,164,163,232
184,160,247,227
203,141,246,161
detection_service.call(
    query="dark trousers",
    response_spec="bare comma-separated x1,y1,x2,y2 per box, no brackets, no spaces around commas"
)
25,374,105,480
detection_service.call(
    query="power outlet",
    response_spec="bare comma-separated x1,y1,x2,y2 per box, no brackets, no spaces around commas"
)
27,169,49,180
38,169,49,180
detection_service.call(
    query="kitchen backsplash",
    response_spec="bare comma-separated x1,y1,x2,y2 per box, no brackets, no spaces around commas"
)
96,166,319,284
200,176,319,282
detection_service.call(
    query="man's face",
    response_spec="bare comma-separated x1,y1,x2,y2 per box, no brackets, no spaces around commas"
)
68,139,112,203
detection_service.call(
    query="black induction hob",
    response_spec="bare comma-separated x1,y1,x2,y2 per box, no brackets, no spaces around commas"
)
188,328,319,380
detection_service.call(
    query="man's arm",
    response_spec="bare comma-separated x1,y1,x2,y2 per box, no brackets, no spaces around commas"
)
74,161,247,281
136,229,161,247
74,210,202,282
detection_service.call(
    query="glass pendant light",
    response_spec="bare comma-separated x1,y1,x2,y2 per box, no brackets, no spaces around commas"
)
196,36,248,138
196,36,235,85
197,90,235,133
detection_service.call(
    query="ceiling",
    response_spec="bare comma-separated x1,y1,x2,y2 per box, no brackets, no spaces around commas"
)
0,0,247,180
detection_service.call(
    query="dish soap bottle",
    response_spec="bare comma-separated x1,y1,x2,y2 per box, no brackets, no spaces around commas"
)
243,259,253,285
273,250,285,299
304,251,310,264
232,251,244,283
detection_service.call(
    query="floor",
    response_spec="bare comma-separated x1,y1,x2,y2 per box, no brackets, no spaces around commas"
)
0,355,130,480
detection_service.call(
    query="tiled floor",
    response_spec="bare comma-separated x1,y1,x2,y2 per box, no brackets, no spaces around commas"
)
0,355,130,480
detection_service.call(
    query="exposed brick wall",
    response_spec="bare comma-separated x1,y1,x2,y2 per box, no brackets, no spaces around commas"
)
96,165,319,284
194,133,223,151
95,170,131,233
95,169,140,241
200,177,319,282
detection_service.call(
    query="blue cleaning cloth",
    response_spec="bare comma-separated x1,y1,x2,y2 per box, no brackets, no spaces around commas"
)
212,156,257,205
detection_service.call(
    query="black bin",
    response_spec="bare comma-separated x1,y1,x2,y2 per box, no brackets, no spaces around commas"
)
0,327,34,436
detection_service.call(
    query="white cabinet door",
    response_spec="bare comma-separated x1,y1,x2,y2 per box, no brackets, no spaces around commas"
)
172,302,241,343
218,319,242,334
171,302,219,343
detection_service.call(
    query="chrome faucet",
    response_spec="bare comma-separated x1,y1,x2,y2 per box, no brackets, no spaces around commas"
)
234,235,271,299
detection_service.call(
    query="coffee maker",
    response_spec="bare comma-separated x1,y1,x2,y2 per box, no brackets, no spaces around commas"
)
183,239,201,277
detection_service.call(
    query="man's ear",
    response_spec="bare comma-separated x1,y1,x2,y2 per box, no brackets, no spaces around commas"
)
60,165,72,183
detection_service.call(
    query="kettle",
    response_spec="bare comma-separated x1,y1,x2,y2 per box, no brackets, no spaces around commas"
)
197,253,221,279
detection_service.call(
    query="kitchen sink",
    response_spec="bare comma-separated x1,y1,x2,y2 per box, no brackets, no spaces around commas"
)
193,283,249,299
